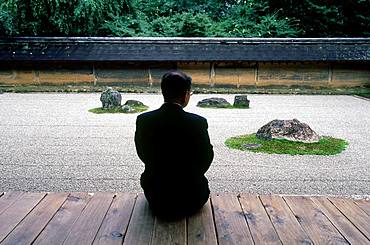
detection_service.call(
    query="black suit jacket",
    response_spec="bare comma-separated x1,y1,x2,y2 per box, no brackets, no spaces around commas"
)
135,103,214,214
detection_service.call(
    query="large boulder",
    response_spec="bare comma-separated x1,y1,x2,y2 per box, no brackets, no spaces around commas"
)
100,87,122,109
233,95,250,108
197,97,231,108
256,119,320,143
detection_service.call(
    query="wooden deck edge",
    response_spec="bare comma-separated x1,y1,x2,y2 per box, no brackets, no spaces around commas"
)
1,191,369,200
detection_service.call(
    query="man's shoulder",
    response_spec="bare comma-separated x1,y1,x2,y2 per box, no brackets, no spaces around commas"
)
137,109,160,119
137,108,208,127
136,109,161,125
184,111,208,125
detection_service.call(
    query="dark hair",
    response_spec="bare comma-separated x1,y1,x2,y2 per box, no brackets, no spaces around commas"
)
161,71,192,102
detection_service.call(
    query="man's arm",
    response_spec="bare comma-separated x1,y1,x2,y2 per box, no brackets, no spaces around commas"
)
195,119,214,174
134,116,148,163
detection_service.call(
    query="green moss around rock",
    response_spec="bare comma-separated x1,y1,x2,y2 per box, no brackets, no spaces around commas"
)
199,105,249,109
197,104,249,109
356,92,370,99
1,84,369,96
89,105,148,114
197,104,241,109
225,133,348,155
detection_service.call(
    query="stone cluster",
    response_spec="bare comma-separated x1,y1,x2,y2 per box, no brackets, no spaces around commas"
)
100,88,145,113
197,95,250,108
122,100,146,113
256,119,320,143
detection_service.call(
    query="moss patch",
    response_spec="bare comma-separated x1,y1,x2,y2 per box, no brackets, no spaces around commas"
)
356,92,370,99
89,105,148,114
1,84,369,96
225,133,348,155
197,104,249,109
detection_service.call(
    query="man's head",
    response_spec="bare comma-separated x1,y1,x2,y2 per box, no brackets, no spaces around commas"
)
161,71,192,107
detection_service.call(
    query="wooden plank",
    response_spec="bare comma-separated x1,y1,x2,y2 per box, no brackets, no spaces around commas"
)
33,192,92,245
329,197,370,239
151,217,186,245
0,192,23,215
63,192,114,245
312,197,369,244
211,193,254,245
123,193,155,245
284,196,348,244
259,195,313,244
239,194,282,244
1,192,68,245
0,192,46,242
187,200,218,245
354,199,370,217
93,193,137,245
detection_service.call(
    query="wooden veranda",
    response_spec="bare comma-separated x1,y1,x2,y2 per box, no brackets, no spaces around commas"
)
0,192,369,244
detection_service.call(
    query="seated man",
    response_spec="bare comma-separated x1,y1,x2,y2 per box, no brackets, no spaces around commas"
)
134,71,214,220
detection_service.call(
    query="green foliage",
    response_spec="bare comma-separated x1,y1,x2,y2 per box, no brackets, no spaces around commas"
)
267,0,370,37
225,133,348,155
0,0,134,36
212,3,300,37
356,92,370,99
150,12,214,37
100,14,143,36
181,13,213,37
0,8,15,35
0,0,368,37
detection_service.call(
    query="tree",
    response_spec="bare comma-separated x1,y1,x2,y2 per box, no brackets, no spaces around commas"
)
267,0,370,37
0,0,368,37
212,1,300,37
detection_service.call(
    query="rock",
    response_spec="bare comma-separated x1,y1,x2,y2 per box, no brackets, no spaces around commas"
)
100,87,122,109
256,119,320,143
197,97,231,108
124,100,144,107
233,95,250,108
121,105,134,113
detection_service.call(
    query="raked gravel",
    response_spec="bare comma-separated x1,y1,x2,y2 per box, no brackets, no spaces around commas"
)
0,93,369,198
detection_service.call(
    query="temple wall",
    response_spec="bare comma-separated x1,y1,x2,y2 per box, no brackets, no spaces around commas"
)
177,62,210,85
214,63,256,87
257,63,329,87
331,64,370,87
0,62,369,87
0,70,37,84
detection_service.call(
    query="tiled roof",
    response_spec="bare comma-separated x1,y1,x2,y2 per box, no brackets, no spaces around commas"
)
1,37,369,62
